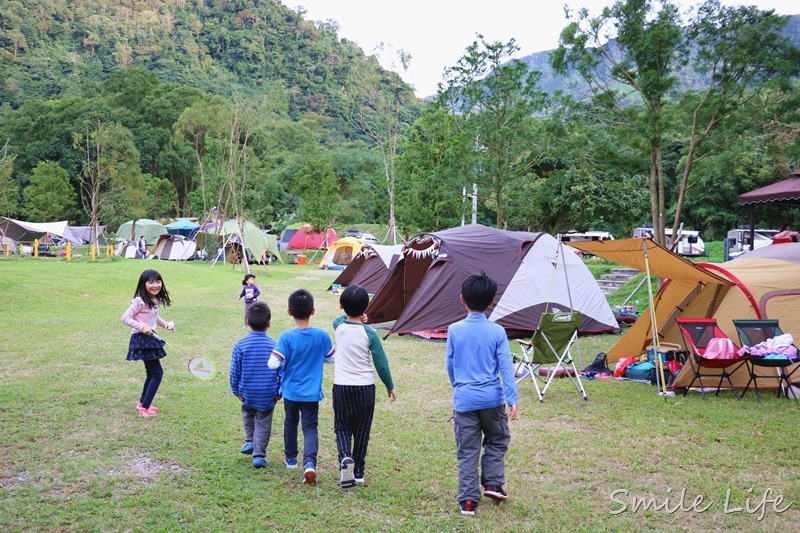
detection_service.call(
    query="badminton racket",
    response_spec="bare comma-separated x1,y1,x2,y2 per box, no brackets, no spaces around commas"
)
151,332,216,380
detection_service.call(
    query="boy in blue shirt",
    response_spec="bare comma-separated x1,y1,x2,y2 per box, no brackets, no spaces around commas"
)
446,273,518,516
229,301,280,468
332,284,397,489
268,289,335,484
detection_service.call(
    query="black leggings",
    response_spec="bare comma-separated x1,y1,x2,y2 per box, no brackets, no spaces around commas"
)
140,359,164,408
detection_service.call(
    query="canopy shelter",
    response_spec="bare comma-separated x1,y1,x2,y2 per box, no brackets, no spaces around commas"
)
165,218,201,239
568,238,732,364
205,218,281,266
570,238,800,394
67,225,107,244
0,217,82,245
738,169,800,252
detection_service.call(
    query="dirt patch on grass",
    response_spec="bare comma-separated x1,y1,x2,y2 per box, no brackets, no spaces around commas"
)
0,470,33,489
106,453,187,485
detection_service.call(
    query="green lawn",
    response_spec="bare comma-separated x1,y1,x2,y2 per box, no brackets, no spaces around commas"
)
1,256,798,531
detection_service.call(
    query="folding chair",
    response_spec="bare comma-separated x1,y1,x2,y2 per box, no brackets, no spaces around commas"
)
514,312,588,403
675,318,748,400
733,319,800,402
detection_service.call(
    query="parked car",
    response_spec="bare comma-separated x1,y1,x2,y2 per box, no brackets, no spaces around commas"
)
345,229,363,238
361,233,380,245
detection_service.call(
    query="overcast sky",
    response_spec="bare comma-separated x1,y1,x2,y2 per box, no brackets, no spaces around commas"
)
288,1,798,97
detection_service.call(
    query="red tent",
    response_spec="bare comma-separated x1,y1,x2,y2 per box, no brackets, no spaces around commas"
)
286,225,338,250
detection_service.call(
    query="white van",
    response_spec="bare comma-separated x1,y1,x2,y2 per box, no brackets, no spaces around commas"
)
557,230,614,243
727,227,779,259
633,226,705,257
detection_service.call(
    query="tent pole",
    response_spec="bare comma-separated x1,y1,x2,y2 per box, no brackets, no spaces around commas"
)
644,239,671,398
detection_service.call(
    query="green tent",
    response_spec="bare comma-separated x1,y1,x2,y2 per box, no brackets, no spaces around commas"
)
216,218,282,264
116,219,168,244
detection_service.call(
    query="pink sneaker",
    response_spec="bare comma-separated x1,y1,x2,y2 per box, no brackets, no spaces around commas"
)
138,406,157,417
137,402,158,410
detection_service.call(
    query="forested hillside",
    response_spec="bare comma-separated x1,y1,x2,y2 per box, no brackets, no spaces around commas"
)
0,0,398,134
0,0,420,233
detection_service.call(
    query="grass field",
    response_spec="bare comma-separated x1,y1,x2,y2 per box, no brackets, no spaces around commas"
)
1,256,798,531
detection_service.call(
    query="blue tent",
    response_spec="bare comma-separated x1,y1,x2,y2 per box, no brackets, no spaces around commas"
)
165,218,201,238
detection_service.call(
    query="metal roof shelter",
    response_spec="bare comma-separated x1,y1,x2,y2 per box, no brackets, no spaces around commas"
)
738,170,800,251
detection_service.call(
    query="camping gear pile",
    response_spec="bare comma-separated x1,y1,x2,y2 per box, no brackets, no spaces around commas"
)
570,238,800,398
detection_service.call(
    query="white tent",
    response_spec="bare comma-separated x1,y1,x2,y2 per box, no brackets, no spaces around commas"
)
0,217,82,245
151,234,197,260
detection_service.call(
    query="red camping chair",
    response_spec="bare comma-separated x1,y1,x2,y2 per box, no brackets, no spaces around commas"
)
675,318,749,400
733,319,800,402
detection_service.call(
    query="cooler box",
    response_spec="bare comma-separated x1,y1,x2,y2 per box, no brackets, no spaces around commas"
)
297,253,306,265
646,342,682,365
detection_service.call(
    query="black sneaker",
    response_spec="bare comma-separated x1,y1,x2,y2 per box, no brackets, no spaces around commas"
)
459,500,478,516
484,485,508,501
340,457,356,489
354,469,364,484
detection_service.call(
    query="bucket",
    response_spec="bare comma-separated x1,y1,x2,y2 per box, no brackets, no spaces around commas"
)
297,254,306,265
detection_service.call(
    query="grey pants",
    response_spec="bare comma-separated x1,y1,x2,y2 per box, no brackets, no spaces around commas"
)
242,405,275,458
453,405,510,503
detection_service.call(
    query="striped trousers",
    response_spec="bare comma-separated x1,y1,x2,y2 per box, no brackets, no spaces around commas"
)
332,384,376,472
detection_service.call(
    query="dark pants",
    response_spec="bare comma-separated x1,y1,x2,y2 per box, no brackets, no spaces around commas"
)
283,399,319,466
243,302,253,326
242,405,275,458
140,359,163,408
453,405,511,503
333,384,375,473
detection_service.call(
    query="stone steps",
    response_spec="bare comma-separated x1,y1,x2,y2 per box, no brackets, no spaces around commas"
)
597,267,641,295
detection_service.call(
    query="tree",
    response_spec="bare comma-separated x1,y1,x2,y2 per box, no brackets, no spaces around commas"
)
22,161,78,221
295,157,341,236
552,0,685,245
396,104,472,233
439,36,548,228
73,122,141,246
0,141,17,217
345,44,418,244
669,1,800,240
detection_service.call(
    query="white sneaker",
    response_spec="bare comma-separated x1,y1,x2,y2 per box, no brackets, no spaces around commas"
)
340,457,355,489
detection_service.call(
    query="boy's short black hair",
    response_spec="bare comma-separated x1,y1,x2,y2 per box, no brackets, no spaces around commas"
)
288,289,314,319
340,284,369,317
461,273,497,312
246,301,271,331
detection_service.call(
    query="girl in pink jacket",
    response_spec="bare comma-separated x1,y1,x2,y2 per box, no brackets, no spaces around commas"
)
121,269,175,417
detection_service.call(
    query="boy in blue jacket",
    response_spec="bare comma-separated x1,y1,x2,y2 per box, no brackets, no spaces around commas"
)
229,301,280,468
446,273,518,516
268,289,335,484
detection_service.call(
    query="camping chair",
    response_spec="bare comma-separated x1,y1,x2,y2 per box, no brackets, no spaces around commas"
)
514,311,588,403
675,318,748,400
733,319,800,402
